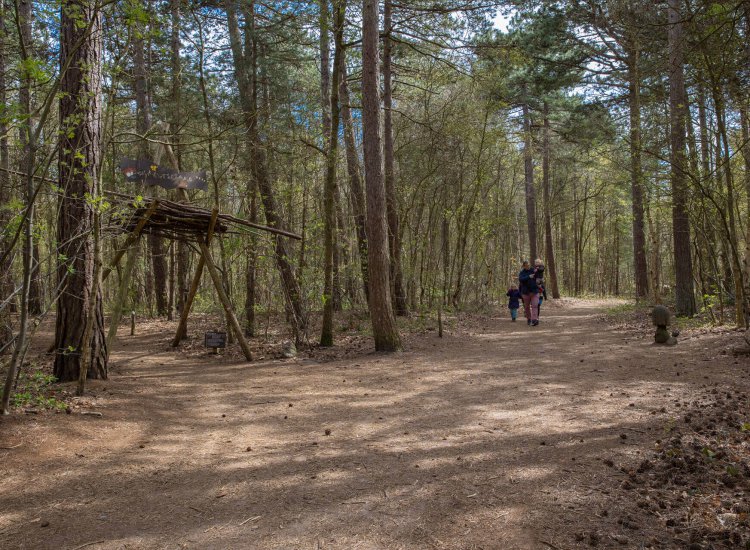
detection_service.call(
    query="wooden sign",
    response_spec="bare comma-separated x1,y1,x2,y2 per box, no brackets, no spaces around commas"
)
205,332,227,349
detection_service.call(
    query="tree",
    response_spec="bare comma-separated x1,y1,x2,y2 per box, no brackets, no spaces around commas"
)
225,0,308,342
362,0,401,351
0,0,13,349
320,0,345,346
53,0,108,381
383,0,408,315
667,0,696,317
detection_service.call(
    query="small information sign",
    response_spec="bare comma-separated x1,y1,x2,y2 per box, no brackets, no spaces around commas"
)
205,332,227,351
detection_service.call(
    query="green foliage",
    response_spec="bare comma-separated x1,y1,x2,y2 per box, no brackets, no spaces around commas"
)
11,369,66,411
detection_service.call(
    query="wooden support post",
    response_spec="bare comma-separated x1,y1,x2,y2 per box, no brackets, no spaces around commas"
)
130,311,135,336
198,239,252,361
171,208,216,347
102,200,158,282
107,246,138,349
172,255,205,345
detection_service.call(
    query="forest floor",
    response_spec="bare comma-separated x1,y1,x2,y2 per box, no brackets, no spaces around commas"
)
1,299,749,550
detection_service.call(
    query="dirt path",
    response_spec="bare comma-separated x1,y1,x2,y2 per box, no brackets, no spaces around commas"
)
1,300,747,549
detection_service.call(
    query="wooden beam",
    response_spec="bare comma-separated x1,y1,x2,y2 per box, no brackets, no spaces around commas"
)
106,246,138,349
102,200,159,282
171,208,216,347
198,239,253,361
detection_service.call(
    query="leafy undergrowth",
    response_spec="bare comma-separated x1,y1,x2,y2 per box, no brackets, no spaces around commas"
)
8,367,67,412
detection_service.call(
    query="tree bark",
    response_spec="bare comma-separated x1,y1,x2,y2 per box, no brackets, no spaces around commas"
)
133,10,168,317
363,0,401,351
320,0,344,346
626,46,649,301
522,100,538,261
169,0,189,317
740,104,750,328
226,0,307,341
667,0,696,316
0,0,12,349
54,0,108,382
383,0,407,315
712,86,744,327
18,0,42,318
541,102,560,299
340,62,369,301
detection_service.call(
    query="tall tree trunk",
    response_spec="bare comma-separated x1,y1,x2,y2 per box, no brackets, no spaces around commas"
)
54,0,108,381
740,105,750,328
2,0,34,412
133,12,168,317
541,101,559,299
712,86,744,327
362,0,401,351
667,0,696,316
0,0,12,349
340,62,369,301
319,0,331,146
383,0,407,315
18,0,42,317
522,99,538,261
320,0,344,346
244,184,258,336
626,46,649,301
226,0,307,341
169,0,189,317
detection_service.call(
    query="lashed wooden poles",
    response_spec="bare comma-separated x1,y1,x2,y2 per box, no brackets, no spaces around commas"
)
198,210,252,361
105,200,159,348
102,200,159,282
103,190,301,241
171,220,213,346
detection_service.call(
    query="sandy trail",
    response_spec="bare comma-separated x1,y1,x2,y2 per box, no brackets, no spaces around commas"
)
0,300,745,549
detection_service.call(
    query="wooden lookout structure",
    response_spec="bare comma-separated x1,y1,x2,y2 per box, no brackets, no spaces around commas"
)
102,190,301,361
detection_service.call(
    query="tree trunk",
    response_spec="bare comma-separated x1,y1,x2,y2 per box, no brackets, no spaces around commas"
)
542,101,560,299
626,46,649,301
340,62,369,301
2,0,34,412
244,184,257,336
320,0,344,346
667,0,695,317
133,12,168,317
18,0,42,318
522,100,538,261
54,0,108,382
169,0,189,317
383,0,407,315
712,86,744,327
740,104,750,327
362,0,401,351
0,0,12,349
226,0,307,341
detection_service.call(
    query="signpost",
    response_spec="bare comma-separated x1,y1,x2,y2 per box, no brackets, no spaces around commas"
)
205,332,227,354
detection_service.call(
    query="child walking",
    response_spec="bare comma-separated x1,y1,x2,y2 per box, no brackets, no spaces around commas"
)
506,284,521,321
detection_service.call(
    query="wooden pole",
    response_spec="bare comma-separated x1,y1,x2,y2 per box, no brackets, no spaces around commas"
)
102,200,158,282
172,255,205,345
106,246,138,349
171,208,216,347
198,239,252,361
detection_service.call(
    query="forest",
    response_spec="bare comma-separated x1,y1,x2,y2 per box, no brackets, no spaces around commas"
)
0,0,749,548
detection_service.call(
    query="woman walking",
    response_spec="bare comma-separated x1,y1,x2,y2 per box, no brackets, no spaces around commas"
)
519,260,539,326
